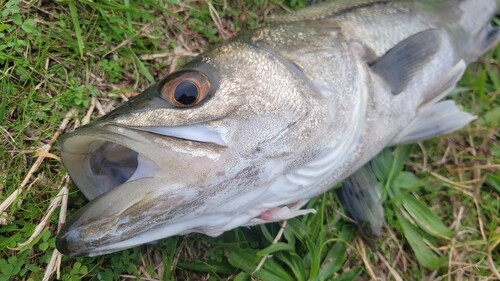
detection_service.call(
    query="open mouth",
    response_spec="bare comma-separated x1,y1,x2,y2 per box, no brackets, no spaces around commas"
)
61,123,226,200
85,141,139,195
57,123,228,256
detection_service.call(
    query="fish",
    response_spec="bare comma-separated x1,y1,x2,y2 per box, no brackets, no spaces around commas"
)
56,0,499,256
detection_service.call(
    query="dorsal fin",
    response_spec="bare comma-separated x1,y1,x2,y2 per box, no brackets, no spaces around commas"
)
371,29,441,95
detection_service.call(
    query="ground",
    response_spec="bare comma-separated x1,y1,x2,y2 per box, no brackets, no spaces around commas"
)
0,0,498,280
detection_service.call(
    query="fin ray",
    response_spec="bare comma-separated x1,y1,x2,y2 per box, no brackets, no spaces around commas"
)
337,164,384,236
390,60,473,145
390,100,475,145
371,29,441,95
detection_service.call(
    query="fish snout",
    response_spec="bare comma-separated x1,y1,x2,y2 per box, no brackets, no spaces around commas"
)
56,228,87,257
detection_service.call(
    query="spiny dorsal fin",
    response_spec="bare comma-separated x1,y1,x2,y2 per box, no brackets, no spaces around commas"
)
371,29,441,95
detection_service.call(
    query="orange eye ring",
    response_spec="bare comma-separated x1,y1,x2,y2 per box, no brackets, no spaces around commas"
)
161,71,211,108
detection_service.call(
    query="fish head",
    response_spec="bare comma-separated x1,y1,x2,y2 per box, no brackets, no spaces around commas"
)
56,42,329,256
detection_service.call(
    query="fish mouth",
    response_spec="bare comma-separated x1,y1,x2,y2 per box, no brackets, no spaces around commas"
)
57,123,227,256
60,123,226,200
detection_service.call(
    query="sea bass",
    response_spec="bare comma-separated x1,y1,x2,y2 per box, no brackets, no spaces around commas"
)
56,0,499,256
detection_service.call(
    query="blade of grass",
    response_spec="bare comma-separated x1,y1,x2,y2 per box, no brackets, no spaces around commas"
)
177,261,236,274
68,1,84,59
123,0,132,29
259,224,276,243
257,242,295,256
401,193,454,239
385,145,413,200
317,239,348,279
275,252,306,281
0,85,7,124
225,246,293,281
395,210,446,269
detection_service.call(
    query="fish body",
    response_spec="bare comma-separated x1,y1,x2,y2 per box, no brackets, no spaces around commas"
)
56,0,499,256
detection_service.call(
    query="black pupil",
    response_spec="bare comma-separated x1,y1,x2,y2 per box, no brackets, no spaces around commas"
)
174,81,199,105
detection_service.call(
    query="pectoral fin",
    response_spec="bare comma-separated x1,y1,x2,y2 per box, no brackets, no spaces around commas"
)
371,29,441,95
389,60,475,145
337,163,384,237
390,100,476,145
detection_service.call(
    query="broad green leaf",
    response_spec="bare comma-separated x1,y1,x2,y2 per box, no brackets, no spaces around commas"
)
259,224,276,243
233,272,251,281
9,5,20,14
21,18,36,33
12,13,22,25
395,211,446,269
309,195,326,239
386,146,413,192
317,240,347,280
275,252,306,281
257,242,295,257
473,70,487,96
395,171,420,189
306,238,321,279
335,270,362,281
177,261,235,274
402,194,454,239
286,219,309,242
371,149,393,181
1,9,10,17
42,230,51,241
79,265,88,275
225,246,293,281
478,106,499,127
485,173,500,193
0,261,12,275
39,242,49,251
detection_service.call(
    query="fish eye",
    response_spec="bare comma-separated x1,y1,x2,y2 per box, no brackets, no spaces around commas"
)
161,71,210,107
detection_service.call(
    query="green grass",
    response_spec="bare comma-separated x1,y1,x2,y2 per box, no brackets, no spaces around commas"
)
0,0,498,280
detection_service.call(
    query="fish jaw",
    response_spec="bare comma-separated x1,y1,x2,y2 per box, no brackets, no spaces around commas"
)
57,123,232,256
56,178,204,256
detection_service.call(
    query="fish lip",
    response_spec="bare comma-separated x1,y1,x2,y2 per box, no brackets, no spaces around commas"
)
120,123,227,146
